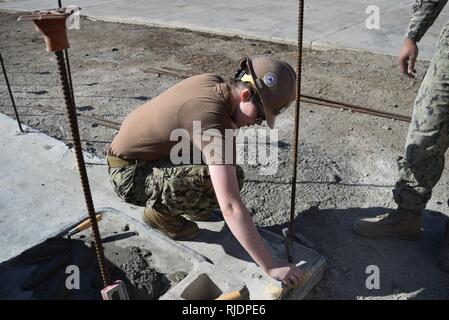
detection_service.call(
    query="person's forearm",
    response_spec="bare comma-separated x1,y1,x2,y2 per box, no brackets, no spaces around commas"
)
407,0,448,42
221,204,274,271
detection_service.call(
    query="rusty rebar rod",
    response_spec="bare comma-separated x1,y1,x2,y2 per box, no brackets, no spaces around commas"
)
143,66,412,123
1,53,24,132
54,50,111,287
34,104,121,129
301,94,412,123
287,0,305,263
57,0,76,108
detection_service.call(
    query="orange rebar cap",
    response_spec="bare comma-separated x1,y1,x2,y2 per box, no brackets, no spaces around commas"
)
18,7,79,52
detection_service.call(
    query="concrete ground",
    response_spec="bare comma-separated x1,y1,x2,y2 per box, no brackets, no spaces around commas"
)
0,112,140,263
0,0,448,60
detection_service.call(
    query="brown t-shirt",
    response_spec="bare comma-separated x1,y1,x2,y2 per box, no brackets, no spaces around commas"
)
108,74,237,164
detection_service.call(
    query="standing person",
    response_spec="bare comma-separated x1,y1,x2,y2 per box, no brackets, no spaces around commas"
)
107,56,304,286
353,0,449,272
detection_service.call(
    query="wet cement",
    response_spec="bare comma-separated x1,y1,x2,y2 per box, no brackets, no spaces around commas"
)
0,237,168,300
103,245,166,300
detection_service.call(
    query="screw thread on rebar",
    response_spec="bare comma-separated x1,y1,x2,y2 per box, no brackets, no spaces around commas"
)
288,0,305,263
54,50,111,287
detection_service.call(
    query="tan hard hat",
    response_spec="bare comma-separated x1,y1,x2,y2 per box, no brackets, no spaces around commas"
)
237,56,296,128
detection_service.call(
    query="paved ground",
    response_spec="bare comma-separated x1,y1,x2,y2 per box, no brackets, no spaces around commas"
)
0,0,448,60
0,113,139,262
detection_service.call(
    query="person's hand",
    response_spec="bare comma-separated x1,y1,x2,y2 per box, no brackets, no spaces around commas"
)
399,38,419,78
265,260,304,288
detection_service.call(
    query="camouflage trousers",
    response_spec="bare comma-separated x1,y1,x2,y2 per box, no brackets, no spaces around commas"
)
393,23,449,212
107,156,244,218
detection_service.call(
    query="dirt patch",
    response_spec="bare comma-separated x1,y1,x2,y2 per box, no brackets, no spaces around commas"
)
1,12,449,299
0,12,425,159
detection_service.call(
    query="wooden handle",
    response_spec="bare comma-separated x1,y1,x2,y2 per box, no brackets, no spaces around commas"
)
77,214,102,231
215,291,242,300
68,214,102,236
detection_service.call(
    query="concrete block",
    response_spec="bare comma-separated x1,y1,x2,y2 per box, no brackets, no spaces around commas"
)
160,261,248,300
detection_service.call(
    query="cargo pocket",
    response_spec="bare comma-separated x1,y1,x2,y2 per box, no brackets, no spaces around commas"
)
109,164,138,203
145,167,165,210
165,165,212,214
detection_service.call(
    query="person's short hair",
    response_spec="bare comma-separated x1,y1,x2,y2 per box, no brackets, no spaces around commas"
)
225,77,260,106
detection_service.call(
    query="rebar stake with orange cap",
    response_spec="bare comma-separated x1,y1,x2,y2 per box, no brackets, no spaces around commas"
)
57,0,76,111
18,8,113,289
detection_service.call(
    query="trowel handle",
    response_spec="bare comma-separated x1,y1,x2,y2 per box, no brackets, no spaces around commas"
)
68,214,102,237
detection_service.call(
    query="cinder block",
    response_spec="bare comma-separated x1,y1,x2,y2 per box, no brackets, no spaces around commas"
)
160,262,248,300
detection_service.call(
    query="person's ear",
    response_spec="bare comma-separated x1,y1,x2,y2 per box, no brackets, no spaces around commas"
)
240,88,251,102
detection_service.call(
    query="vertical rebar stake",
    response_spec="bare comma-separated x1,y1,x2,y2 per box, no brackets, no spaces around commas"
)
288,0,305,263
54,50,111,287
57,0,76,107
64,50,75,105
0,53,24,132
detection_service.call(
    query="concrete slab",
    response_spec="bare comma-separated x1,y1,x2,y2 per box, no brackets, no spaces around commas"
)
0,113,135,262
0,0,448,60
314,2,444,60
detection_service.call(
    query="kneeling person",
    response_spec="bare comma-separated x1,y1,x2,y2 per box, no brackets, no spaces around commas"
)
107,57,302,286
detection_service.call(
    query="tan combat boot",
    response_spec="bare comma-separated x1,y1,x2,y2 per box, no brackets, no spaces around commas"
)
438,221,449,273
353,208,422,240
142,207,199,241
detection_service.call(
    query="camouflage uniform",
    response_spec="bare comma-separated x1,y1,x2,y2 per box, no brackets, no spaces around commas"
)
108,156,244,219
393,0,449,212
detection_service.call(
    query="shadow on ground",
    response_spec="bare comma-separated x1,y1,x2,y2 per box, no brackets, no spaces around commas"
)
265,206,449,299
